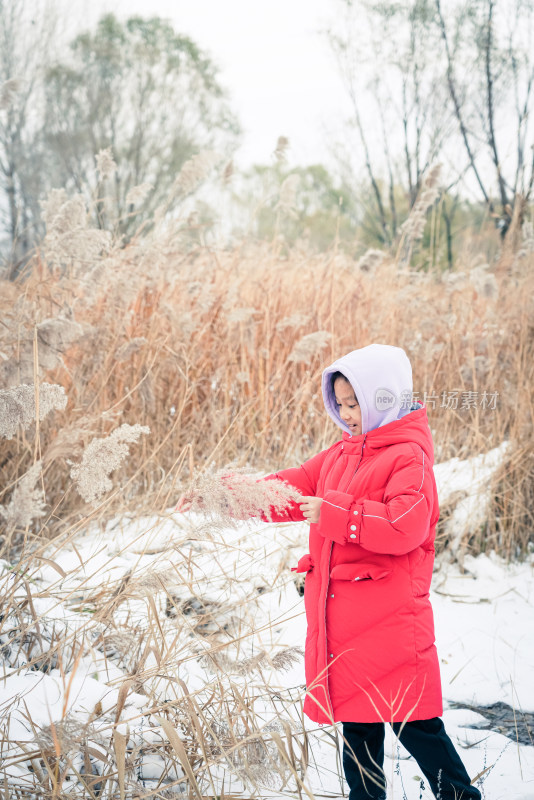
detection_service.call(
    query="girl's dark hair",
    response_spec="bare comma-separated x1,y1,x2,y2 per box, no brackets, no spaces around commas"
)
331,371,359,404
331,371,348,384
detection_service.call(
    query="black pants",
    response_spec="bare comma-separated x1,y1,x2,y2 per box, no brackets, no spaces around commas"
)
342,717,482,799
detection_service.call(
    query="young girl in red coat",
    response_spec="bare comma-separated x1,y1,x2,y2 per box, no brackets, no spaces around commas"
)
268,343,481,800
182,343,482,800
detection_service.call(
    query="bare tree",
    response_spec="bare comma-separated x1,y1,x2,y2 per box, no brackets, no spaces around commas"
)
329,0,534,249
41,14,241,242
435,0,534,236
326,24,390,244
0,0,59,277
327,0,452,248
0,10,241,277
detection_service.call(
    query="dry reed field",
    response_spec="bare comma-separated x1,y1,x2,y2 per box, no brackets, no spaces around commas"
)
1,160,533,798
1,166,533,557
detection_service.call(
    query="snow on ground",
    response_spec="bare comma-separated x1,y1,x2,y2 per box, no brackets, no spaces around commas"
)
433,440,511,556
0,443,533,798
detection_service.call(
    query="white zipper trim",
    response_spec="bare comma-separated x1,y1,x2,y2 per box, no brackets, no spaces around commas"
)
417,449,425,491
323,433,366,721
323,499,349,512
364,494,425,524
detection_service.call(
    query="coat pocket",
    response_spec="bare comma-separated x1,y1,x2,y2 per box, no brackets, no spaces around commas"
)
329,562,392,581
291,553,314,573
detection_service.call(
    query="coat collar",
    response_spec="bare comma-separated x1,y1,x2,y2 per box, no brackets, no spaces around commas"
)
340,405,434,461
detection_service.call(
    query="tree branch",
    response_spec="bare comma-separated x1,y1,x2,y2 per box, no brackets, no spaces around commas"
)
484,0,508,208
434,0,491,205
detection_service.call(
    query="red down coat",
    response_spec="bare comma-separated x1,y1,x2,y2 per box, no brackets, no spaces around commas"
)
266,404,442,724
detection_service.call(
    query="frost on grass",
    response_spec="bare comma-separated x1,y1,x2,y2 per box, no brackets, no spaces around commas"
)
114,337,148,362
41,188,112,267
127,568,179,596
356,248,386,272
399,163,442,245
274,135,290,163
0,382,67,439
276,173,300,219
276,312,310,332
43,414,103,464
95,147,117,181
0,461,45,530
35,716,97,760
70,423,150,504
172,150,222,197
186,468,302,526
287,330,331,364
201,646,304,676
125,182,153,207
0,78,21,110
0,317,85,387
212,716,299,790
227,307,258,324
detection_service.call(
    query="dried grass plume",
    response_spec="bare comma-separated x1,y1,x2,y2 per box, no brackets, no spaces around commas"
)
70,423,150,504
288,330,332,364
41,189,112,266
173,150,222,197
0,78,22,110
399,164,442,244
95,147,117,180
125,182,153,207
186,468,302,526
0,383,67,440
0,461,45,530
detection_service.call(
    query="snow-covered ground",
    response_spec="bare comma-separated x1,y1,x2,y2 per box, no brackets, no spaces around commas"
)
0,445,533,799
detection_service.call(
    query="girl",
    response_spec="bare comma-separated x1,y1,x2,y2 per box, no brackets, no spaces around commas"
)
181,343,482,800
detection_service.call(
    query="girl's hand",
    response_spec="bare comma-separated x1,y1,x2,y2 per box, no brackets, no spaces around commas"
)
299,496,323,524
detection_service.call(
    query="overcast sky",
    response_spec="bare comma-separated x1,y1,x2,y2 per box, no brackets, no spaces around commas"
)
78,0,351,171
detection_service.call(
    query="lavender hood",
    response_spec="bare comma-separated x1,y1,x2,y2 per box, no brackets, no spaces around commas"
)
322,344,415,435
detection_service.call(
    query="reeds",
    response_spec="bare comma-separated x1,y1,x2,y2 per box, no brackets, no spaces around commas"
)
0,170,533,553
0,506,315,798
0,163,529,799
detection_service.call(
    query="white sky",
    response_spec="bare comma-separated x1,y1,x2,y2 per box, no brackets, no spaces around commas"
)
80,0,351,171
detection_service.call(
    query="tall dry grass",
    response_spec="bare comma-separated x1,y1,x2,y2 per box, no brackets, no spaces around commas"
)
0,163,532,798
0,165,533,559
0,507,318,799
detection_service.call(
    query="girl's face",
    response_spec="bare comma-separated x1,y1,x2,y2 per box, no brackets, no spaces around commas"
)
334,376,362,435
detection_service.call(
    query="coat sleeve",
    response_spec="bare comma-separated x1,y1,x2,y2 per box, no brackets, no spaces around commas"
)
317,444,435,555
260,446,333,523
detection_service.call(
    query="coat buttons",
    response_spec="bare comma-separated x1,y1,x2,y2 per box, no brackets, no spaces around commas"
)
350,534,357,539
329,653,334,658
330,593,334,598
350,525,357,531
353,510,359,515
